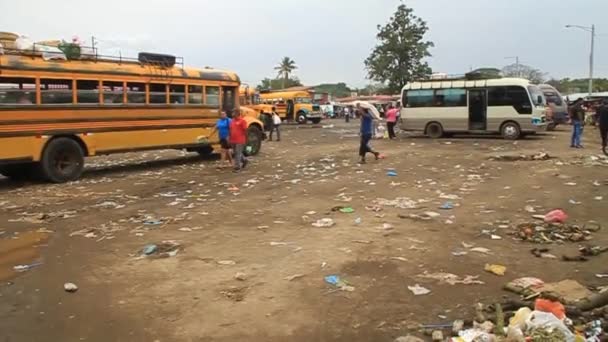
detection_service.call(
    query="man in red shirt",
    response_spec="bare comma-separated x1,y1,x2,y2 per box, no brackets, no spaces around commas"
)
229,109,249,172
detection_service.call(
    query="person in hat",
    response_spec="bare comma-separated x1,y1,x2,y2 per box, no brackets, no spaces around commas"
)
229,109,249,172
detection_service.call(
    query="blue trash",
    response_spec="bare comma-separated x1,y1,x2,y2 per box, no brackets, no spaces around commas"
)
387,171,398,177
324,275,340,286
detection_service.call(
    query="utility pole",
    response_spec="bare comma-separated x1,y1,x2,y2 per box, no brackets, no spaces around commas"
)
505,56,520,77
565,24,596,96
589,24,595,96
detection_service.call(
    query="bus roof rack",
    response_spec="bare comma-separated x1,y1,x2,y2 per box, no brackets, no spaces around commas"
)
1,43,185,69
424,68,503,82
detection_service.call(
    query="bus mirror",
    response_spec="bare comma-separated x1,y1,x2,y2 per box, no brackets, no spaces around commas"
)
538,95,543,105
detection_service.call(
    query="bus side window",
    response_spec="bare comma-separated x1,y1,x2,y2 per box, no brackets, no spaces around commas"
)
149,84,167,104
407,90,434,108
436,89,466,107
41,79,72,104
169,85,185,104
127,82,146,104
507,86,532,114
0,77,36,105
76,80,100,104
206,86,219,107
103,81,125,104
188,85,203,105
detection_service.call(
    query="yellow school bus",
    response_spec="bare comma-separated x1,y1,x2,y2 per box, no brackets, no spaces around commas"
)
0,49,264,182
239,85,273,130
259,90,323,124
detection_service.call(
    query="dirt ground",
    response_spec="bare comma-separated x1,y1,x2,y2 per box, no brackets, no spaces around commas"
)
1,121,607,342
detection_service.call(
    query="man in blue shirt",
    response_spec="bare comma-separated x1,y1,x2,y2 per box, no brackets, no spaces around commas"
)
357,104,380,164
210,111,233,168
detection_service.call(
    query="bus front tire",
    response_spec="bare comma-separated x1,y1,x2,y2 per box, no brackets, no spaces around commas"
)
245,125,263,156
297,113,307,124
38,137,85,183
501,122,521,140
426,122,444,139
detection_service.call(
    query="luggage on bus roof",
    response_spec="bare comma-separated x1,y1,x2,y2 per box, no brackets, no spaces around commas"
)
138,52,176,67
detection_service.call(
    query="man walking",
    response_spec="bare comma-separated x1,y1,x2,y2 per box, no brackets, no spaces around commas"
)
209,111,233,168
358,104,380,164
269,107,281,141
597,99,608,155
570,99,586,148
229,109,249,172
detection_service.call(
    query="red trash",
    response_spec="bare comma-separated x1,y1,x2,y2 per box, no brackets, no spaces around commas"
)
544,209,568,223
535,298,566,320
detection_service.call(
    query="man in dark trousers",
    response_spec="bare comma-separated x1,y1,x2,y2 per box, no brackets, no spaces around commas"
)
357,104,380,164
569,99,586,148
597,99,608,155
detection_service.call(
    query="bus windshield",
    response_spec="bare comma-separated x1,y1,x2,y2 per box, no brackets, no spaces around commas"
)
295,97,312,104
528,86,545,106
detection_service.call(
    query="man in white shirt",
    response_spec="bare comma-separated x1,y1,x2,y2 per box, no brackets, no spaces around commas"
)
269,107,282,141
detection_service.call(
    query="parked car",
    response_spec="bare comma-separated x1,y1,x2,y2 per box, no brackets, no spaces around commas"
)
539,84,569,130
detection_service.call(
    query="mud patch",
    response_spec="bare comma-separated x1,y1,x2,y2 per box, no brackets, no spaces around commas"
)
0,230,49,281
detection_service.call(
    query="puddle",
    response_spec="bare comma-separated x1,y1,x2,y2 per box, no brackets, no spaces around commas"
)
0,231,49,281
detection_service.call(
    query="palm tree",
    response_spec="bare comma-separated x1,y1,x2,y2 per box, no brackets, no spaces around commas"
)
274,57,298,89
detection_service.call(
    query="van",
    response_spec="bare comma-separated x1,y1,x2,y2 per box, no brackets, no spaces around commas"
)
539,84,568,130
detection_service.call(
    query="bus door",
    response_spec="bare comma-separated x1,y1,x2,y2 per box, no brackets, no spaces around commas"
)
468,89,487,130
286,99,295,121
222,86,236,116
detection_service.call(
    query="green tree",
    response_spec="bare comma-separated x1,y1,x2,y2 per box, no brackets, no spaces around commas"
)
314,83,352,98
274,57,298,89
365,4,434,93
502,63,546,84
256,77,302,91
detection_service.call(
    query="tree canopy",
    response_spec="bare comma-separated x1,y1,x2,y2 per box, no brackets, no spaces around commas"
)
364,4,434,93
314,83,352,98
256,77,303,91
274,57,298,89
502,63,546,84
546,78,608,94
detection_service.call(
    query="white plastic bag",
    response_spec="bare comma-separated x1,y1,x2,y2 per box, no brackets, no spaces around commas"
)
525,311,575,342
15,35,34,50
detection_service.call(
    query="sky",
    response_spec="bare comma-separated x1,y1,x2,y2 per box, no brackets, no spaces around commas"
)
1,0,606,88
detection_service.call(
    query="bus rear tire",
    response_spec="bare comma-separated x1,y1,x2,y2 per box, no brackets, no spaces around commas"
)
39,137,85,183
546,122,557,131
501,122,521,140
245,125,263,156
196,145,214,157
311,118,321,124
426,122,444,139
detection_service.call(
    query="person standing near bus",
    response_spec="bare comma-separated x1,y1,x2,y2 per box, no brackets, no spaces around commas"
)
211,111,233,168
385,104,398,139
358,104,380,164
597,99,608,154
230,110,249,172
569,99,586,148
269,107,281,141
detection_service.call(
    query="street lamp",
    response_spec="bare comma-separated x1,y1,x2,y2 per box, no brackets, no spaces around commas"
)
565,24,595,96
